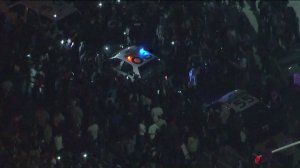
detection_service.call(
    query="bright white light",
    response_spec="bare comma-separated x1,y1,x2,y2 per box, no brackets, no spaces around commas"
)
83,153,87,158
272,140,300,154
57,156,61,160
27,54,31,58
117,0,121,3
171,41,175,45
98,2,103,7
289,66,292,70
105,46,109,51
67,38,71,44
123,31,126,35
71,42,74,48
60,40,64,45
53,14,57,18
120,45,124,48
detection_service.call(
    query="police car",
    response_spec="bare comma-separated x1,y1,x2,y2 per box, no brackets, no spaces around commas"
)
205,90,278,144
105,46,165,81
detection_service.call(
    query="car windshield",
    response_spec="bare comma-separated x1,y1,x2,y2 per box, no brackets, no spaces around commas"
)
139,58,164,79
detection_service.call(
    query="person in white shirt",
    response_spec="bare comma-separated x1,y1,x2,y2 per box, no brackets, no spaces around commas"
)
87,122,99,141
239,127,247,153
187,134,199,154
240,128,247,144
54,134,63,152
148,123,159,140
137,120,146,152
139,120,146,136
140,94,152,111
151,104,163,123
239,56,247,70
155,118,167,129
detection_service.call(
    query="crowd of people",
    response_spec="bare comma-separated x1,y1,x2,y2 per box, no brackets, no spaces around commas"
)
0,1,299,168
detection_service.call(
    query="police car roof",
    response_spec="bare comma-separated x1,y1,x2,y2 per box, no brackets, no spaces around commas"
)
111,46,158,67
216,90,262,113
218,89,247,103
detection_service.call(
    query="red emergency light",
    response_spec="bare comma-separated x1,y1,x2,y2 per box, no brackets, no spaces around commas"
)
254,154,262,164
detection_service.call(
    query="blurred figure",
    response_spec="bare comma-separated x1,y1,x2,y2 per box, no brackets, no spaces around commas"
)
239,127,248,154
54,133,64,152
70,99,83,129
137,120,146,153
41,124,52,156
87,119,99,141
187,132,199,160
188,66,200,88
148,122,159,141
35,107,50,128
151,102,164,123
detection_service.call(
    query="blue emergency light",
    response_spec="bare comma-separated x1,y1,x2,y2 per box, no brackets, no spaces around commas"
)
139,48,150,56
